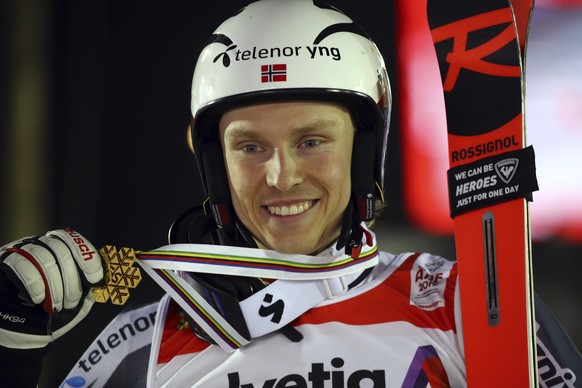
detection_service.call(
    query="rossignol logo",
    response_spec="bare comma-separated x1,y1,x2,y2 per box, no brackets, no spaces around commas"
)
430,9,519,93
451,135,519,162
429,7,522,136
495,158,518,184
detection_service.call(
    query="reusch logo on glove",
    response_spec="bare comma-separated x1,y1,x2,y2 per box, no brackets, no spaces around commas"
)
64,228,97,262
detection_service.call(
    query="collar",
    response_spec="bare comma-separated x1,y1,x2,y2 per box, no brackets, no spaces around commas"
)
137,222,379,352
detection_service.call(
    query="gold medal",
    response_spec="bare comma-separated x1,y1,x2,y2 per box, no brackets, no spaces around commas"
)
92,246,142,305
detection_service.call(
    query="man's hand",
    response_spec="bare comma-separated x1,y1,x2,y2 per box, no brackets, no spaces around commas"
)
0,228,104,349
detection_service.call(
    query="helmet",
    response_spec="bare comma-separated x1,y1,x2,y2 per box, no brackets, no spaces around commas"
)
189,0,391,246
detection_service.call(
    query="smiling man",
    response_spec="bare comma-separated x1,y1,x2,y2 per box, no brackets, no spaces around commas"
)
220,102,354,254
1,1,581,387
107,0,468,385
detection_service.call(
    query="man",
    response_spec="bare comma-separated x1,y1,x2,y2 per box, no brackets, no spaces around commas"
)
0,1,579,387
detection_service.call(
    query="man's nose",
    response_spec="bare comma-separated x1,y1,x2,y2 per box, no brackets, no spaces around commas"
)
266,148,303,191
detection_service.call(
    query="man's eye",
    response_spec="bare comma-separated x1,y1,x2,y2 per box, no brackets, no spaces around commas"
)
242,144,260,152
301,139,320,148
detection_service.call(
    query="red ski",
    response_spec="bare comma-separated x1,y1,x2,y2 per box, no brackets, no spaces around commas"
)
426,0,538,385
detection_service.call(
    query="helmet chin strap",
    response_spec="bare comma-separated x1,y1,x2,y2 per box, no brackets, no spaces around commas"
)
336,200,355,253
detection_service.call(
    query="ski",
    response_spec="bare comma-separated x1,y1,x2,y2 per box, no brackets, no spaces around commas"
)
426,0,538,385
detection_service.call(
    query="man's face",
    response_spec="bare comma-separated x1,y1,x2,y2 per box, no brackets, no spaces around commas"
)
219,101,354,254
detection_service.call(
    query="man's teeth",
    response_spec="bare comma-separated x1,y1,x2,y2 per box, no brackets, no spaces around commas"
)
267,201,312,216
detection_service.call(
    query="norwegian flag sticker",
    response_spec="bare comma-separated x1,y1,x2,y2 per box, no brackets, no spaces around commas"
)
261,64,287,83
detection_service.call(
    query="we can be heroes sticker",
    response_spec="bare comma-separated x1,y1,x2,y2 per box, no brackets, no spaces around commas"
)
447,146,539,217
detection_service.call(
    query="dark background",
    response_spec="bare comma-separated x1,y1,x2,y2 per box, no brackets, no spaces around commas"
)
1,1,580,387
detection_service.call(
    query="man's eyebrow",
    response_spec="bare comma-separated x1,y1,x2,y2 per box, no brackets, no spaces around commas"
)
224,119,339,139
289,119,339,135
223,126,260,139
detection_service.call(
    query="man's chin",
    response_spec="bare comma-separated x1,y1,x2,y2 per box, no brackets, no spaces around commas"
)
257,224,340,255
263,236,327,255
259,236,310,254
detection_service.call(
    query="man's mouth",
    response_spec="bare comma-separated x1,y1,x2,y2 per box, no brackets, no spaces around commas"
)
266,200,314,216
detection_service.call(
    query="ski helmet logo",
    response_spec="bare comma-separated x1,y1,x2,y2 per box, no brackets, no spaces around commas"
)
495,158,519,184
211,34,237,67
207,23,370,69
258,293,284,323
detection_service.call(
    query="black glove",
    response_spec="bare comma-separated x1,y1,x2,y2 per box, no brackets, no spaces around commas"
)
0,228,103,349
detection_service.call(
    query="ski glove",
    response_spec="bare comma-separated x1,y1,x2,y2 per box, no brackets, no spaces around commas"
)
0,229,103,349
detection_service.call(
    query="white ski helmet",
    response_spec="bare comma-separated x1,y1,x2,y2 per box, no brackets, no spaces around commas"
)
190,0,391,236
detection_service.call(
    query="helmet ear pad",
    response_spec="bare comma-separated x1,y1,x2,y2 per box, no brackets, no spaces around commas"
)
351,129,377,222
200,137,235,230
187,121,239,236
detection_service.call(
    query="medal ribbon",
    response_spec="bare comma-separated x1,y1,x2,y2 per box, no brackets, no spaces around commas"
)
137,223,379,352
